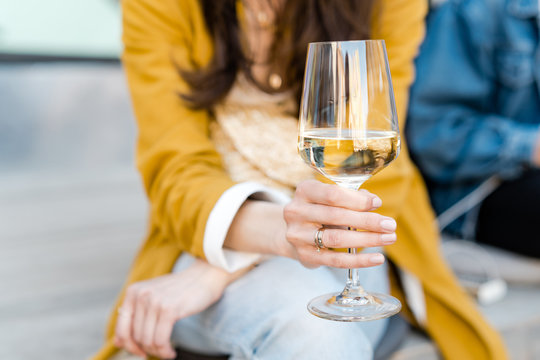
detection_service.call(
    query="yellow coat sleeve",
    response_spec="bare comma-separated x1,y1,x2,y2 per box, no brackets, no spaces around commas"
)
359,0,428,217
122,0,235,258
372,0,426,129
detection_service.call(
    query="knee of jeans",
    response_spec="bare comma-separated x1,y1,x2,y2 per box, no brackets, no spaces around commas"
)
269,307,374,356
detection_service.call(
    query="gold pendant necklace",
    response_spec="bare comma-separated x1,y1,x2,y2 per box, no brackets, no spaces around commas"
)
268,73,282,90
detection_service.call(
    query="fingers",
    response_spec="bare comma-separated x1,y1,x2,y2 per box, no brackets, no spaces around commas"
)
140,297,160,356
285,202,396,233
284,180,398,268
132,287,177,359
285,180,396,234
287,226,395,268
301,227,397,249
132,290,148,347
298,246,386,268
295,180,381,211
114,286,146,357
152,305,178,359
115,286,177,359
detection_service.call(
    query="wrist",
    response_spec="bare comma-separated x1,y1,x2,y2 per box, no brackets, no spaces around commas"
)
226,200,292,257
272,212,296,259
193,260,233,290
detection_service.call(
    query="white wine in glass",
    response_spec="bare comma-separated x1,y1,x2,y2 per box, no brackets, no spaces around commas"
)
300,129,399,185
298,40,402,321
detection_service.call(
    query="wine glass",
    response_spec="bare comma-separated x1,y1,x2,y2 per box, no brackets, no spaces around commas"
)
298,40,402,321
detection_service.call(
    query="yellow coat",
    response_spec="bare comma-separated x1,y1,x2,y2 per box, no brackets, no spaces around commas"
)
94,0,508,359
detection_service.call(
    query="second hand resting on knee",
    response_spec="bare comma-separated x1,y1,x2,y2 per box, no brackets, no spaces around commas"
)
114,179,397,358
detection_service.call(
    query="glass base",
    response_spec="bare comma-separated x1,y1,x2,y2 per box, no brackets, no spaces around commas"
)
307,291,401,322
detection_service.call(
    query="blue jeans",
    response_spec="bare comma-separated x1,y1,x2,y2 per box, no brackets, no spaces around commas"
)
171,252,390,360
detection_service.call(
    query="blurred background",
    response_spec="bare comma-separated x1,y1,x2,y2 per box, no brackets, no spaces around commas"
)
0,1,147,358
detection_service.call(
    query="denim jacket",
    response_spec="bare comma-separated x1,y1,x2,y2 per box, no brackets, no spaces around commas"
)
407,0,540,237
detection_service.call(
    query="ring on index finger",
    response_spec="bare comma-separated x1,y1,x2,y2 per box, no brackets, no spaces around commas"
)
314,228,326,252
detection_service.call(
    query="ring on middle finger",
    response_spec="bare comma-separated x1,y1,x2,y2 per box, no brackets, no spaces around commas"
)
314,228,326,251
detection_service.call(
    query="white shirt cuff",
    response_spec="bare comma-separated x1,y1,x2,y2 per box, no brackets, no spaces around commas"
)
203,182,290,273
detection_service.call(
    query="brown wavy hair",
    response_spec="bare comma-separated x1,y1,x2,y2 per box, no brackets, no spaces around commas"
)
182,0,376,109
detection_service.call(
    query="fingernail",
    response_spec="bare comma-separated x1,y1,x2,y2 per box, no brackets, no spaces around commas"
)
371,196,382,209
380,218,397,231
381,233,397,244
369,253,385,264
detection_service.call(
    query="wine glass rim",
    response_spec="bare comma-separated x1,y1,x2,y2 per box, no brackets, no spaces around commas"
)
308,39,385,46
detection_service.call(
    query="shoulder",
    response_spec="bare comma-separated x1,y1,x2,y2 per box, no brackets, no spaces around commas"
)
122,0,213,68
371,0,428,69
122,0,205,42
373,0,428,28
122,0,200,19
371,0,428,42
377,0,427,15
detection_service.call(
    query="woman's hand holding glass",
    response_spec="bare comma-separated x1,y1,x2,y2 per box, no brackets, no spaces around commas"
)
282,179,397,269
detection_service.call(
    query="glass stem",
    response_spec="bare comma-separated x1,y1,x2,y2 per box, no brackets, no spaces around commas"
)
347,247,362,287
338,180,368,297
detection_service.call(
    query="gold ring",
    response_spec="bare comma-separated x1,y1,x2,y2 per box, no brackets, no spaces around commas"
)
314,228,325,252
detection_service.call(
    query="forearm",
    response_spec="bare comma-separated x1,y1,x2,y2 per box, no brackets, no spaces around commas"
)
144,157,234,258
191,256,253,286
223,200,293,259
